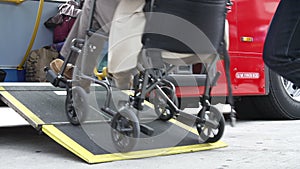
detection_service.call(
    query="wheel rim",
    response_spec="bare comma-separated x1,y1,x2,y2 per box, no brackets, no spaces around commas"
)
67,99,79,122
149,87,177,121
281,77,300,102
111,108,140,152
112,116,135,150
158,106,172,119
70,86,89,124
197,106,225,143
65,89,80,125
198,112,219,139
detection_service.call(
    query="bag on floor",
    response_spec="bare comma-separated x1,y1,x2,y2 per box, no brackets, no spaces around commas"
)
25,46,59,82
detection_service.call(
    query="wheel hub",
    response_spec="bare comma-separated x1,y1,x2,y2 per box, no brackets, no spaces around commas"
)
281,77,300,102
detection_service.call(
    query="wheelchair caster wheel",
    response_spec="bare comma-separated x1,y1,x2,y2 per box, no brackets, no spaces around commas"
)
111,107,140,152
65,86,88,125
149,86,178,121
196,106,225,143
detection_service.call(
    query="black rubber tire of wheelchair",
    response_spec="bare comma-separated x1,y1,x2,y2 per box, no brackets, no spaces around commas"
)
111,107,140,152
65,88,80,125
65,86,88,125
150,87,178,121
196,106,225,143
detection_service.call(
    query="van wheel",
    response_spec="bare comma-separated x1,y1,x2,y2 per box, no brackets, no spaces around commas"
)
236,70,300,120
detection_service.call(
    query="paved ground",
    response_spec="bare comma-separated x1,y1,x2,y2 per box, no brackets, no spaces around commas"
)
1,119,300,169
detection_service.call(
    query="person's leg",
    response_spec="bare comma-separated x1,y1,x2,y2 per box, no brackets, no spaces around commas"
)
50,8,91,79
263,0,300,86
53,0,119,79
93,0,120,33
60,0,99,59
79,0,120,77
107,0,146,89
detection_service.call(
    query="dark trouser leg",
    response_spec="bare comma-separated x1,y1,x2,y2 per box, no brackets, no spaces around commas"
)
263,0,300,87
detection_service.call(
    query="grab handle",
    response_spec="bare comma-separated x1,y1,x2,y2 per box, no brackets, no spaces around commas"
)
0,0,25,4
17,0,44,70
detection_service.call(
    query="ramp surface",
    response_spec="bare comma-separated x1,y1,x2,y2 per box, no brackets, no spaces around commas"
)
0,83,227,163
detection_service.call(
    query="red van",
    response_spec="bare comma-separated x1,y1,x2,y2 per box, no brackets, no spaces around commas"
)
177,0,299,120
179,0,300,120
226,0,300,119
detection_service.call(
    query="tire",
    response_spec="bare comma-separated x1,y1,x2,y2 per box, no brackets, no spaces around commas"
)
148,86,178,121
65,87,80,125
236,70,300,120
196,106,225,143
111,107,140,152
67,86,88,124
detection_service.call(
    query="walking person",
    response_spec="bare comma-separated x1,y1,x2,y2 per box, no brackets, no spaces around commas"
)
263,0,300,87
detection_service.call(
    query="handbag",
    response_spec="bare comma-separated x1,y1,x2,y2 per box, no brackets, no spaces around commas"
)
53,15,76,43
44,0,81,43
25,46,59,82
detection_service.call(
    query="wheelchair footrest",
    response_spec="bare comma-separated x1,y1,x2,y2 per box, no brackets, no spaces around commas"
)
177,110,219,129
140,124,154,136
44,67,68,88
176,110,199,127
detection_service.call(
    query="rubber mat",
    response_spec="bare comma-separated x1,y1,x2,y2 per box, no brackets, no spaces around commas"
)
0,83,227,164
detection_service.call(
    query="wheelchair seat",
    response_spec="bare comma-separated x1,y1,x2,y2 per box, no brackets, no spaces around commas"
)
142,0,227,56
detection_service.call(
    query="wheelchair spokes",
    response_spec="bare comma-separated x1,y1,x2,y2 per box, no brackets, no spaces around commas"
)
111,106,140,152
196,106,225,143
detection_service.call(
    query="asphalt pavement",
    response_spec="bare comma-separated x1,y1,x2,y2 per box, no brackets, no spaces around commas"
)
1,119,300,169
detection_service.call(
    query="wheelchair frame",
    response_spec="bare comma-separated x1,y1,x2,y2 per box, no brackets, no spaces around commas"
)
45,0,231,152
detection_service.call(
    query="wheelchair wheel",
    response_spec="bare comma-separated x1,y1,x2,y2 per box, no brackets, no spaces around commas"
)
111,107,140,152
149,86,178,121
65,87,79,125
65,86,88,125
196,106,225,143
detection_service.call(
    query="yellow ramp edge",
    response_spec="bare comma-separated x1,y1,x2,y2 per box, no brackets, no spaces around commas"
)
1,86,228,164
42,124,227,164
0,86,44,127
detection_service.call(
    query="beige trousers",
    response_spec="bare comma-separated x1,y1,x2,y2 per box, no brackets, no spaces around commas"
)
60,0,120,59
108,0,145,89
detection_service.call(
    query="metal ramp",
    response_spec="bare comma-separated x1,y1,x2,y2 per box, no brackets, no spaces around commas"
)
0,83,227,164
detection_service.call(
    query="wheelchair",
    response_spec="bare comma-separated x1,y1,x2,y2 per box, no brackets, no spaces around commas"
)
45,0,234,152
